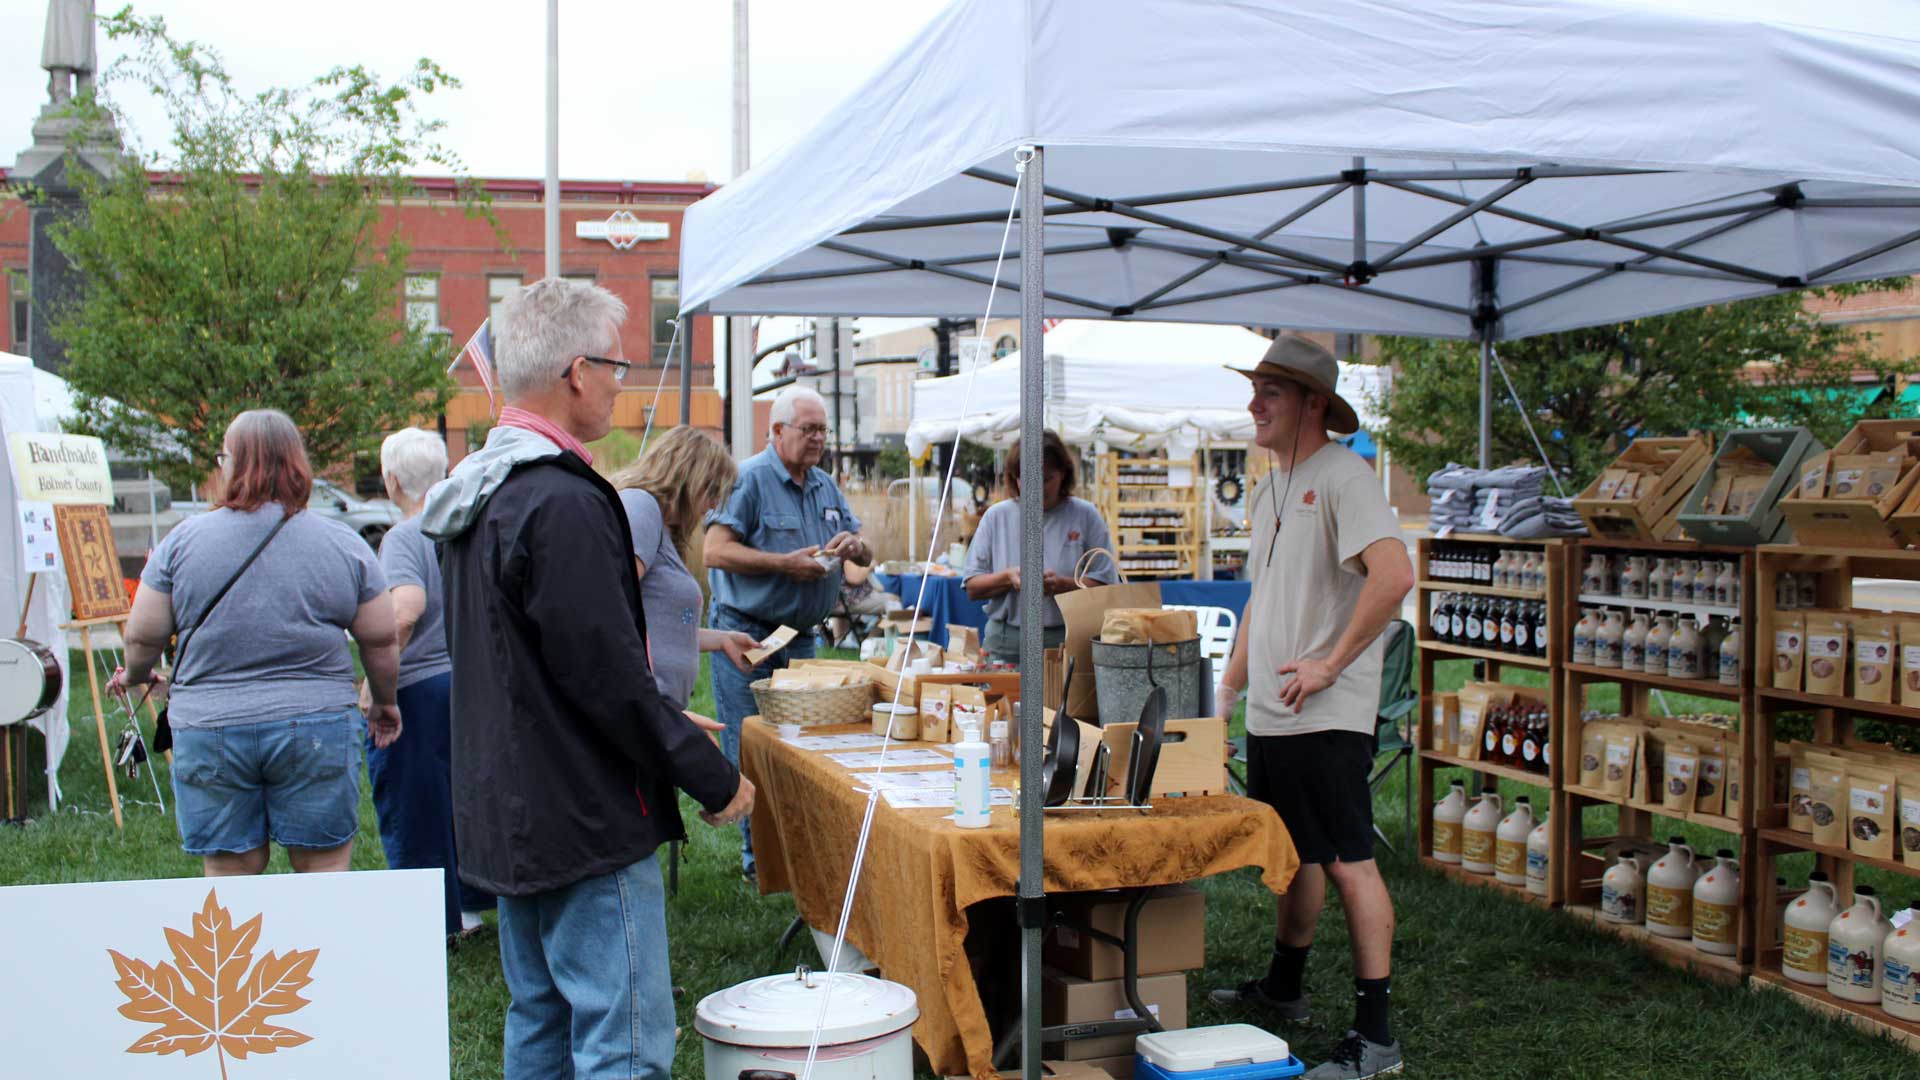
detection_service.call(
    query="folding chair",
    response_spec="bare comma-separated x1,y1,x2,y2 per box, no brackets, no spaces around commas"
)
1368,619,1418,852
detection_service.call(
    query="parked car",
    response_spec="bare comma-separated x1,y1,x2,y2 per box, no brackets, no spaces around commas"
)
172,478,400,548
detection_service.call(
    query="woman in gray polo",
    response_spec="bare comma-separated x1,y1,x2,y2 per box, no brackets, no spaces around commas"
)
963,431,1115,663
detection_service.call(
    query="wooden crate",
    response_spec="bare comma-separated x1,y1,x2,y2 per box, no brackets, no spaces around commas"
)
1780,419,1920,549
1572,436,1713,541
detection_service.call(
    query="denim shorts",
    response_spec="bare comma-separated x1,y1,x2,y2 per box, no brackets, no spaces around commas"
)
170,707,365,855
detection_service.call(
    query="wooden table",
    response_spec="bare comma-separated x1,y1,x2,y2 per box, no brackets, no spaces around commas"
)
741,720,1298,1079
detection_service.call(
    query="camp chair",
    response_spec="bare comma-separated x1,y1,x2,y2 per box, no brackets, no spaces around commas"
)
1161,604,1237,686
1222,618,1418,851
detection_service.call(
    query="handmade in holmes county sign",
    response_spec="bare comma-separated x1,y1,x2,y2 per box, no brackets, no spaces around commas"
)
9,432,113,505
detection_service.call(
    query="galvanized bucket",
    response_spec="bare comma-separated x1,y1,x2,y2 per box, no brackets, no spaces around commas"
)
1090,637,1203,725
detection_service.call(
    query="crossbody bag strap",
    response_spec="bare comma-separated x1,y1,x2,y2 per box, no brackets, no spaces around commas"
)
172,512,292,683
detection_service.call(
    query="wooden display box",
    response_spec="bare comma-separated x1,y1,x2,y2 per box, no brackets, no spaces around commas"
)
1677,427,1822,546
1094,716,1228,798
1780,419,1920,549
1572,436,1713,541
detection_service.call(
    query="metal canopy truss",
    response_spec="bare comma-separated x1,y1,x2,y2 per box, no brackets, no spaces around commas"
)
716,159,1920,342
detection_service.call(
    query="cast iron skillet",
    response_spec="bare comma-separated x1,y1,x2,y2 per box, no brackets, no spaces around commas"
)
1042,655,1081,806
1127,683,1166,807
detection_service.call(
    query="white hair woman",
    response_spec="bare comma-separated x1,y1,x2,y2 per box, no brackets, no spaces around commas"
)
363,426,492,941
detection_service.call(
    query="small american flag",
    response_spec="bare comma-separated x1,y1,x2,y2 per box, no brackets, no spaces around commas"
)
448,318,498,413
1043,317,1064,331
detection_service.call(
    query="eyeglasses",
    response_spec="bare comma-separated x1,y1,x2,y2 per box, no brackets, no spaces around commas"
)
577,355,631,382
785,423,830,438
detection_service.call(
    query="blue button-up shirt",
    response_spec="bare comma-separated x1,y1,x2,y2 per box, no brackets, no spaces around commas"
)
707,447,863,629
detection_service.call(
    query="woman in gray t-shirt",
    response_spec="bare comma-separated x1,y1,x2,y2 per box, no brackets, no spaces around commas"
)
109,410,402,877
611,427,759,710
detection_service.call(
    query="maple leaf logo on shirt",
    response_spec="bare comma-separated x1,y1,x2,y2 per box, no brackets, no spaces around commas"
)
107,889,318,1078
1301,490,1318,507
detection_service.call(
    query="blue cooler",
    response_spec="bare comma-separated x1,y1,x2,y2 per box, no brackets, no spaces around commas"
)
1133,1025,1304,1079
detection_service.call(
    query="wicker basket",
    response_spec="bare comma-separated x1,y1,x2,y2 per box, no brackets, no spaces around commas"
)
749,677,874,728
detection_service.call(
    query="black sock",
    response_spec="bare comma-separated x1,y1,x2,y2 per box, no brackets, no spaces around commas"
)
1261,942,1310,1000
1353,976,1392,1045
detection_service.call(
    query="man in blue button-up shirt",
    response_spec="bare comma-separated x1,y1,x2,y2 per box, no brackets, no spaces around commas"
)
704,385,868,878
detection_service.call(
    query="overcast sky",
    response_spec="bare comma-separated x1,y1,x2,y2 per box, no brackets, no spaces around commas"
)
3,0,950,183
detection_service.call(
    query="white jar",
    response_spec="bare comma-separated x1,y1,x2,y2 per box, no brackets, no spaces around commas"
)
1495,797,1534,887
1691,849,1740,956
1461,788,1503,876
1431,779,1468,865
1601,852,1646,924
1783,872,1839,986
1573,608,1597,665
1668,615,1704,680
1644,613,1674,676
1883,901,1920,1022
1649,558,1672,601
1645,836,1698,939
1526,815,1552,898
1829,886,1893,1005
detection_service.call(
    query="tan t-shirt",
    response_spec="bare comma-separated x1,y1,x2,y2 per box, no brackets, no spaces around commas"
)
1244,444,1403,737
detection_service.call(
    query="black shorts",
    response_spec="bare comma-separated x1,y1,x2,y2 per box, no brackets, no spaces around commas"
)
1246,729,1377,865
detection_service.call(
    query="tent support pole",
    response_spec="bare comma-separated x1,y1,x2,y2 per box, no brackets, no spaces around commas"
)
1017,142,1047,1080
1474,256,1497,470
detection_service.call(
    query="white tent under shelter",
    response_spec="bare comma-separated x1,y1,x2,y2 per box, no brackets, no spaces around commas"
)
679,1,1920,1074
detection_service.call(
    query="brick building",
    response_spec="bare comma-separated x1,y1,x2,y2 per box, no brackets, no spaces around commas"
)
0,171,727,465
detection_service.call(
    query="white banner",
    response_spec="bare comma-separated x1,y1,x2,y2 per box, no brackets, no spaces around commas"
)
0,870,449,1078
9,431,113,505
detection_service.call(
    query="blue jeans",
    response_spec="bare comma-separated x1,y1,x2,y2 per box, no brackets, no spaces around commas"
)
498,855,674,1080
710,605,816,875
368,672,494,937
170,707,364,855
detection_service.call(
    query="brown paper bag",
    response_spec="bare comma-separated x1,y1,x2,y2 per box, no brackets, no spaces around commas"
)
1662,740,1700,813
1897,769,1920,869
1805,751,1850,848
1847,765,1897,860
1900,620,1920,707
920,684,953,743
1803,612,1850,697
1602,731,1637,798
1579,724,1609,789
1696,741,1728,817
1099,607,1198,644
1043,647,1066,711
1789,743,1817,834
1772,611,1806,691
1056,580,1163,721
947,624,981,660
1431,693,1459,757
1853,615,1896,704
1797,452,1830,498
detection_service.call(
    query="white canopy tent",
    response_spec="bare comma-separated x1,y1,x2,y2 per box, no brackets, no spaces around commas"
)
679,2,1920,1073
903,319,1385,456
0,353,74,811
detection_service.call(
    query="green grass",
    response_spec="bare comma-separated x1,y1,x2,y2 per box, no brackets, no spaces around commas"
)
6,648,1918,1077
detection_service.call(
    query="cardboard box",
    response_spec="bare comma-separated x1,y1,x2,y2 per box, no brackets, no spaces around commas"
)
883,606,934,635
1078,1056,1135,1080
992,1062,1119,1080
1041,969,1187,1060
1045,885,1205,981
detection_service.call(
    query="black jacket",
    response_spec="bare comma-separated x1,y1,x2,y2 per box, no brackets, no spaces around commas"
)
431,444,738,896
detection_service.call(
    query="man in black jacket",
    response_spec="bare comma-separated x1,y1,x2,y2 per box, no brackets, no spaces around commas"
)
423,278,751,1080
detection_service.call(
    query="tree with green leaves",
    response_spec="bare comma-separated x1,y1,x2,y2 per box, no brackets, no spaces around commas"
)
1369,282,1918,494
33,8,491,490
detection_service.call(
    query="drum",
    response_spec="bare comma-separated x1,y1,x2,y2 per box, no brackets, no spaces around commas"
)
0,638,62,724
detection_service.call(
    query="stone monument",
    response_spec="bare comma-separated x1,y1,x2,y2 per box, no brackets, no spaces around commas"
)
14,0,120,373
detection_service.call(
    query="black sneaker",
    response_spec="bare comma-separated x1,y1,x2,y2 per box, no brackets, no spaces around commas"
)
1205,979,1310,1021
1303,1029,1404,1079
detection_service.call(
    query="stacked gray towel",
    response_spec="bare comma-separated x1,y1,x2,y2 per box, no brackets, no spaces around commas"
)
1426,464,1586,538
1496,495,1588,538
1426,463,1480,530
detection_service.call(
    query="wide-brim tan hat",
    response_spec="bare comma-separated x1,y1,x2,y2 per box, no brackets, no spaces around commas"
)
1228,334,1361,435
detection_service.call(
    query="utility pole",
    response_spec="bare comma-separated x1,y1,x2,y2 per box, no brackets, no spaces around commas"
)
544,0,560,279
727,0,755,457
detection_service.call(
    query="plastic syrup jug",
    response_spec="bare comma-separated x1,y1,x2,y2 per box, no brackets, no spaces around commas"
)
1649,558,1673,601
1714,561,1738,607
1719,618,1743,688
1828,886,1892,1004
1596,609,1625,669
1644,613,1673,676
1573,608,1597,665
1668,616,1704,680
1461,788,1503,875
1622,613,1650,671
1526,815,1551,898
1693,560,1717,606
1583,553,1612,595
1495,797,1534,886
1883,899,1920,1022
1431,779,1468,865
1691,849,1740,956
1783,871,1839,986
1645,836,1698,939
1601,852,1646,924
1621,556,1648,600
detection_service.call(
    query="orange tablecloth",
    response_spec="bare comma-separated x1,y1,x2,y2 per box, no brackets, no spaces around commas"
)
742,721,1298,1079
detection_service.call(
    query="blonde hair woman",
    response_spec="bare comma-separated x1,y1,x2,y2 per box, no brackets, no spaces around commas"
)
612,427,759,708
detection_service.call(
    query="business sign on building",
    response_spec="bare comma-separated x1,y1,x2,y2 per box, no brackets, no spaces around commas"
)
577,210,671,250
9,432,112,505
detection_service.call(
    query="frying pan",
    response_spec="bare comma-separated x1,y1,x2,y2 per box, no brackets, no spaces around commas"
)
1126,684,1166,807
1042,655,1081,806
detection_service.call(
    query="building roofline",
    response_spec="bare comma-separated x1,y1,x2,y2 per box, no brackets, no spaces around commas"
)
0,166,716,200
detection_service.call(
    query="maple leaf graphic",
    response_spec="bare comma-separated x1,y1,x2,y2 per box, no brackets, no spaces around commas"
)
107,889,318,1079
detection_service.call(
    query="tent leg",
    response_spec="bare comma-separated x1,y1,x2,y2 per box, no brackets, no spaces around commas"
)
1478,332,1492,470
1016,143,1048,1080
908,458,920,563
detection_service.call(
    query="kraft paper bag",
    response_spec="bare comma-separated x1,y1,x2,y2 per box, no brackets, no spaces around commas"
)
1056,580,1164,722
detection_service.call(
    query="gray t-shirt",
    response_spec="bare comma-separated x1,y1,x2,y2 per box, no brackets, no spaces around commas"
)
621,488,704,711
377,516,451,690
963,496,1115,628
1244,444,1403,737
142,504,385,728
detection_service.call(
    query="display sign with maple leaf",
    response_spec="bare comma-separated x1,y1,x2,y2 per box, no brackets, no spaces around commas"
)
107,889,318,1079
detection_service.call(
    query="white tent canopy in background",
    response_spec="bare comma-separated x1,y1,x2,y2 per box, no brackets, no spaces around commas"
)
683,0,1920,342
904,319,1384,457
0,353,73,810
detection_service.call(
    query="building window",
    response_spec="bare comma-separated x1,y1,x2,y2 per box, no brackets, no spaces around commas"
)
6,269,29,353
994,334,1017,359
651,276,679,362
487,274,521,330
404,274,441,334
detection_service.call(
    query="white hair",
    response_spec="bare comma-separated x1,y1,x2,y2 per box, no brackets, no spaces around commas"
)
769,385,827,430
380,427,448,502
494,277,629,398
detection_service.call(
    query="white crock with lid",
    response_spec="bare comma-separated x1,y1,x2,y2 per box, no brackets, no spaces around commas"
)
696,966,919,1079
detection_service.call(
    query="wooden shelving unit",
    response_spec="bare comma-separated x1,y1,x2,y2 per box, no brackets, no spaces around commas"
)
1748,543,1920,1050
1415,534,1567,905
1097,453,1202,579
1558,537,1761,978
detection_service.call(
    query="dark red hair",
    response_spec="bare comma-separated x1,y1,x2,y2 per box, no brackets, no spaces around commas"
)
215,409,313,517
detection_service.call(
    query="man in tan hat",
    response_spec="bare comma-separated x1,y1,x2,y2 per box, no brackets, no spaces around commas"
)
1209,334,1414,1079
